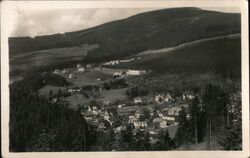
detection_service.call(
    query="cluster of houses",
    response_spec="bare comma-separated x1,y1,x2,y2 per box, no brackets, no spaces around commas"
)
82,104,119,130
52,63,96,79
67,86,81,94
127,106,181,130
82,100,188,146
81,96,188,142
182,91,195,100
155,93,173,104
102,60,120,66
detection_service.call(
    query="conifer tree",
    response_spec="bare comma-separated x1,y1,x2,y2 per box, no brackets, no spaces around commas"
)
175,107,190,147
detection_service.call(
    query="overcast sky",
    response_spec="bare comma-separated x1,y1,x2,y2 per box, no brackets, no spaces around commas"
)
10,7,240,37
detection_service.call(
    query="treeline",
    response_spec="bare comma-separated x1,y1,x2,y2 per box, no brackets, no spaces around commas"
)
128,71,238,97
126,86,149,99
174,83,241,150
103,78,128,90
9,76,90,152
13,71,70,91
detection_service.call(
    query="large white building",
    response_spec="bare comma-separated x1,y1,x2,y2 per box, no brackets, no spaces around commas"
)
127,70,146,76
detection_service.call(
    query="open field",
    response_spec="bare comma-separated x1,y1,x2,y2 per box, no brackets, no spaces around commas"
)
67,71,113,86
9,43,99,80
64,88,129,109
58,68,131,86
38,85,67,97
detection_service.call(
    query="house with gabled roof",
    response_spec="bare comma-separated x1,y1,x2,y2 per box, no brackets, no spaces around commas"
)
134,97,142,104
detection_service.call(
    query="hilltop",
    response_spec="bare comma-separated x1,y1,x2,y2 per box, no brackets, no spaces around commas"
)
9,7,240,59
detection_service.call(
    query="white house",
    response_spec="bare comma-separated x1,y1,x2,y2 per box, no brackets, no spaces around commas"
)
69,73,77,79
67,86,81,93
153,117,162,123
102,60,119,66
53,69,60,74
103,100,111,105
134,97,142,104
87,106,92,111
62,69,68,73
135,111,141,119
104,111,110,120
114,126,122,133
149,130,157,135
111,60,119,65
86,64,92,68
128,115,137,124
168,107,182,116
162,116,175,121
78,67,85,72
182,92,195,100
159,120,167,128
187,94,195,100
155,94,173,104
76,63,82,68
113,72,121,76
158,112,164,117
133,121,147,129
118,104,125,109
92,110,98,115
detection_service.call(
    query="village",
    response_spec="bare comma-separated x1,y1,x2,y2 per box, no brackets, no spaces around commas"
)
37,59,197,145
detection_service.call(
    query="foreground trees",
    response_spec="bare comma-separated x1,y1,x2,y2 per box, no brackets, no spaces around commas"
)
10,70,241,151
10,79,90,152
174,83,242,150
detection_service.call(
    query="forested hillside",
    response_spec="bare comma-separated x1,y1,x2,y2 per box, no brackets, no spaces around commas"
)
9,7,240,62
117,37,241,79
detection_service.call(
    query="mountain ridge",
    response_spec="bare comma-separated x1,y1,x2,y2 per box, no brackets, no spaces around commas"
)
9,7,241,60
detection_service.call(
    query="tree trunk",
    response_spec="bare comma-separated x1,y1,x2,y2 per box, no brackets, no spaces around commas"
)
227,107,230,127
207,116,211,150
209,117,212,149
195,115,198,145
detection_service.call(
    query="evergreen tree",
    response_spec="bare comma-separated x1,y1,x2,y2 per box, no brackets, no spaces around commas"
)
163,130,171,150
49,89,53,99
143,132,151,151
189,96,200,144
175,107,190,147
57,88,62,98
121,124,133,149
202,83,217,149
218,88,242,150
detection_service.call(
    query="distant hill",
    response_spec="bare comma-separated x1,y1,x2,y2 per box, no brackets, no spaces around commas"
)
9,7,240,62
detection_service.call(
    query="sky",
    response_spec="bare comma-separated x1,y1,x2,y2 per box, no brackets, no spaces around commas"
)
10,7,240,37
